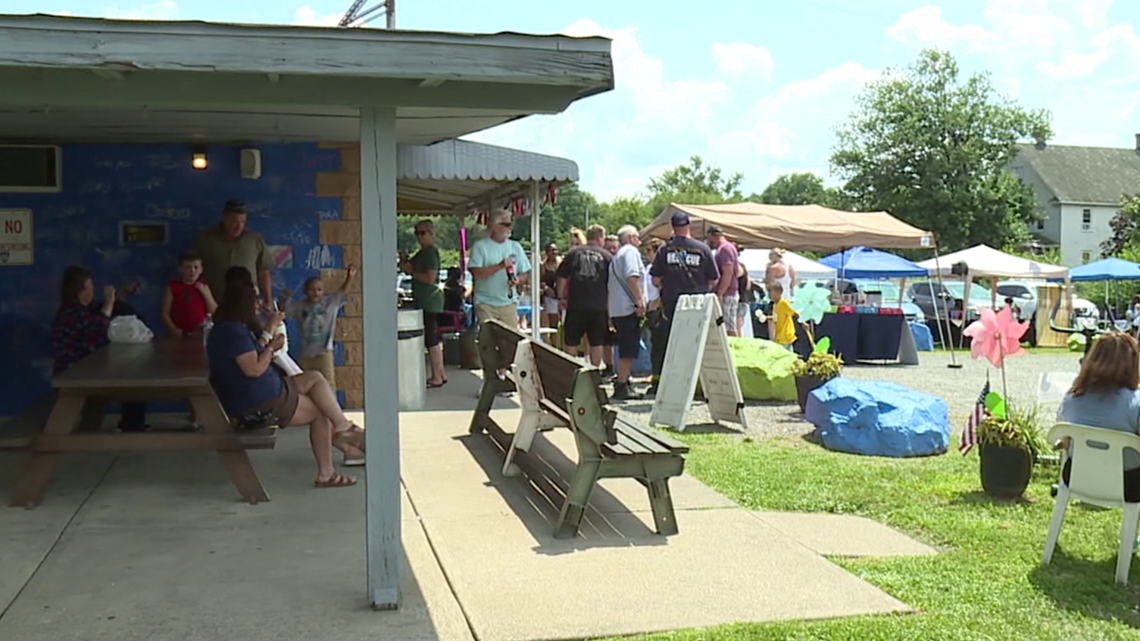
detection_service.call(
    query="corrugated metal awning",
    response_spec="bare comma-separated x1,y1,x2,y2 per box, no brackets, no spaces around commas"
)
396,139,577,215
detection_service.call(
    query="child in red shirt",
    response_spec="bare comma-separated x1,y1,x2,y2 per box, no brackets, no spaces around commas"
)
161,250,218,337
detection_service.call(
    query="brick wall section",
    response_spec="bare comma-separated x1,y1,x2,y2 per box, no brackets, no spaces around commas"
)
317,144,364,409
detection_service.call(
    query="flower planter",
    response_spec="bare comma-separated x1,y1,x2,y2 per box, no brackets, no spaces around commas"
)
795,375,826,412
979,442,1032,498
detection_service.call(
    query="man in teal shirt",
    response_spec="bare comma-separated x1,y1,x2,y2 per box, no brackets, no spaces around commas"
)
468,208,532,328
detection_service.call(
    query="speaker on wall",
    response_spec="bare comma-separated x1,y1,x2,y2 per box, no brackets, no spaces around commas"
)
240,149,262,180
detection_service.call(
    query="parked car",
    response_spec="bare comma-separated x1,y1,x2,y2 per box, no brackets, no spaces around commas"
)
905,281,994,323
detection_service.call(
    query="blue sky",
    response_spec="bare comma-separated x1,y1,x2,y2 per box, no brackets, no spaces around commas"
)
13,0,1140,200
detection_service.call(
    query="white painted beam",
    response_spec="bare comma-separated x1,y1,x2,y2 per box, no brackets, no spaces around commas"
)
0,69,586,113
0,22,613,89
360,105,402,610
530,181,542,342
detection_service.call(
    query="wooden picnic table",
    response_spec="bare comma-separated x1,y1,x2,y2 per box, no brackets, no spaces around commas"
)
8,338,275,508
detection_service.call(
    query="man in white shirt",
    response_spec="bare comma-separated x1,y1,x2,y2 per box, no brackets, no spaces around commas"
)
608,225,646,400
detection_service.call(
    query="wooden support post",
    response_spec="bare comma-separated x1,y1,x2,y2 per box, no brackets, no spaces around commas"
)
360,105,402,610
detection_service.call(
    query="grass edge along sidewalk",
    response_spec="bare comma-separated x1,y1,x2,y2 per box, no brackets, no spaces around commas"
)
595,435,1140,641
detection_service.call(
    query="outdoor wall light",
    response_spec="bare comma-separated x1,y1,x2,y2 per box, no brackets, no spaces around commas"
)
191,149,208,170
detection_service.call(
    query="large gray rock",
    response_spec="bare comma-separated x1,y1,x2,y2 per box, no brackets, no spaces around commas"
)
804,378,950,457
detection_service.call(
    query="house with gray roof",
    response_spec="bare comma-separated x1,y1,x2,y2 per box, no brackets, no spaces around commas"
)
1009,135,1140,266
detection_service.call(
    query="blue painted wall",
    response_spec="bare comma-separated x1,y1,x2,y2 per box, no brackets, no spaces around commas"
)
0,142,347,416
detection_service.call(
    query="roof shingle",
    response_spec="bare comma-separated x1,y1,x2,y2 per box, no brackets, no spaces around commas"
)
1015,142,1140,205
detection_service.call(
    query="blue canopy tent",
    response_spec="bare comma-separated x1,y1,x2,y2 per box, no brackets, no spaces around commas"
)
1051,257,1140,324
819,246,927,279
1065,257,1140,282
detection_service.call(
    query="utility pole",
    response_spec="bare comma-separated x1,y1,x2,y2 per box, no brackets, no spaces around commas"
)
339,0,395,28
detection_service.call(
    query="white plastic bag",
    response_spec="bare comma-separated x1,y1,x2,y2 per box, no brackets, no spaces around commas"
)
108,315,154,343
268,321,303,376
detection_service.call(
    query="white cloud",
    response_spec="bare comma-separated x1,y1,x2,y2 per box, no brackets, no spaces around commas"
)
711,42,774,80
886,6,998,53
103,0,179,20
292,5,342,27
468,19,878,200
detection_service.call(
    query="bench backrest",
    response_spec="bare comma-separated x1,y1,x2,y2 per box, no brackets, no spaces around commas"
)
476,320,527,374
528,340,616,445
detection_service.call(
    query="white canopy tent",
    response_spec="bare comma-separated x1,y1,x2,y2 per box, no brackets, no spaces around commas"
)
739,248,836,283
917,244,1069,280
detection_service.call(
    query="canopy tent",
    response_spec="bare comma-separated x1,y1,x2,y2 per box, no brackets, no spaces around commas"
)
739,248,836,282
917,244,1069,280
640,202,935,250
1063,257,1140,282
819,246,927,279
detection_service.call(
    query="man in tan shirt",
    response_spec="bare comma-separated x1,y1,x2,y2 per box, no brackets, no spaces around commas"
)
194,199,274,305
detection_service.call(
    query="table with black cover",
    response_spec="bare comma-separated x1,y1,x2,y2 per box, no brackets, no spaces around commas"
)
793,312,908,364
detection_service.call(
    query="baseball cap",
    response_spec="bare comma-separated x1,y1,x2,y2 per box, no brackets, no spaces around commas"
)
670,211,691,227
707,225,724,236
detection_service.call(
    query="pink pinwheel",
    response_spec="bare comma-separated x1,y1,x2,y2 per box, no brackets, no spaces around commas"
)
963,307,1028,368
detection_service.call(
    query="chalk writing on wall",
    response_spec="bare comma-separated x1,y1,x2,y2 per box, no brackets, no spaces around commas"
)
304,245,335,269
0,209,34,265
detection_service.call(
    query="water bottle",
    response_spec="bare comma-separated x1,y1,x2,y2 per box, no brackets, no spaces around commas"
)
201,315,213,345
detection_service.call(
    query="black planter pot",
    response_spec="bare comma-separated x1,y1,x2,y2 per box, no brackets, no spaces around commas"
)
979,442,1033,498
795,375,826,413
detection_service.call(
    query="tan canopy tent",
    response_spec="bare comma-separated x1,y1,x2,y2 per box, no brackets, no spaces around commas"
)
641,202,936,250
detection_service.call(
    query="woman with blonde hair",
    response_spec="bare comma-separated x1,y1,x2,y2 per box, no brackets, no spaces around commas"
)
1057,331,1140,499
568,227,586,248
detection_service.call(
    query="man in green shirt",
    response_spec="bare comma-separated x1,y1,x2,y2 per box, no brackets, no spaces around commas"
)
401,219,446,388
194,199,274,305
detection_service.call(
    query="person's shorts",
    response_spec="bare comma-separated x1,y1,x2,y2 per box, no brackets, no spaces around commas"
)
251,373,299,426
474,303,518,329
543,296,559,315
563,309,609,347
421,310,440,348
721,295,740,332
611,314,642,358
298,352,336,389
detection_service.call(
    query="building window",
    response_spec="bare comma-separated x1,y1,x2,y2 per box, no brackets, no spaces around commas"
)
1082,208,1091,231
1081,251,1091,264
1036,218,1044,230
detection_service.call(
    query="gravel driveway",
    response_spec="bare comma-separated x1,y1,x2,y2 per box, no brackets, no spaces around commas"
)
615,350,1081,439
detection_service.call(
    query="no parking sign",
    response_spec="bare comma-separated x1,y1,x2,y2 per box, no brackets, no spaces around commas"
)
0,209,32,265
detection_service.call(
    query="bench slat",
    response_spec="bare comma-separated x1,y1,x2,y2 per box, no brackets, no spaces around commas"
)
617,418,690,453
614,422,669,454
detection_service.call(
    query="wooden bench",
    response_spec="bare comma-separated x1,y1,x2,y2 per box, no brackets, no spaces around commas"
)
0,392,59,450
470,320,689,538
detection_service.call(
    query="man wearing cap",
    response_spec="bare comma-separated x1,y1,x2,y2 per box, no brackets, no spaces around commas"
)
468,208,531,329
706,226,742,337
647,211,720,396
194,199,274,305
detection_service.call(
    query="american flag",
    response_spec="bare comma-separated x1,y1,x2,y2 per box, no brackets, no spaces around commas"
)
959,380,990,455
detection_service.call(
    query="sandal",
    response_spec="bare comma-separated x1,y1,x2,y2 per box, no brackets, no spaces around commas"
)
427,380,446,389
315,473,357,488
332,425,365,452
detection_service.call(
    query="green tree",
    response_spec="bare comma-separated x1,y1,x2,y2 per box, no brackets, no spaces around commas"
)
1101,178,1140,255
830,48,1052,251
647,155,744,205
513,182,601,251
759,172,828,205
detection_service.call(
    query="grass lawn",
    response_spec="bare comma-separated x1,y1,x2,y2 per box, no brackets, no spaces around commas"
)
599,435,1140,641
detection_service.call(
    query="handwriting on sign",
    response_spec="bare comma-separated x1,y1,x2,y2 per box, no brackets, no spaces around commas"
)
245,201,274,217
119,177,166,193
79,181,113,195
301,155,339,172
317,209,340,220
305,246,335,270
94,159,132,170
147,154,183,170
43,205,86,219
145,203,192,220
281,228,313,245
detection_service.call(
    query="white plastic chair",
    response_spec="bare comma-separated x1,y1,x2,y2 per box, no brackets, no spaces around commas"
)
1042,422,1140,584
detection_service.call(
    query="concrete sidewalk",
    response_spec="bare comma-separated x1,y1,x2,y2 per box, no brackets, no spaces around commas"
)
1,368,927,641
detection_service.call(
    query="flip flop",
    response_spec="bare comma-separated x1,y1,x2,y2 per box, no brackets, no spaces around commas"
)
427,380,446,389
315,473,357,488
332,425,365,452
343,453,366,466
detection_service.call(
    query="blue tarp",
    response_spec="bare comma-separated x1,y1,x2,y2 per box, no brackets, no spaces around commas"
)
819,246,928,279
1064,257,1140,282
